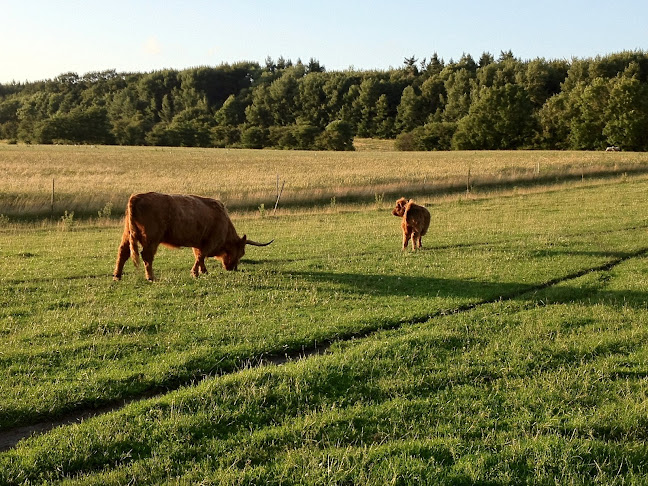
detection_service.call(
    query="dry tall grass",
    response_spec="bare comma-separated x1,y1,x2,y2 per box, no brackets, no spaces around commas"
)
2,143,647,218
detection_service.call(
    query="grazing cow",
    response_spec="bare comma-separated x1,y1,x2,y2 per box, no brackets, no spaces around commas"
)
606,146,621,152
113,192,273,281
392,197,431,250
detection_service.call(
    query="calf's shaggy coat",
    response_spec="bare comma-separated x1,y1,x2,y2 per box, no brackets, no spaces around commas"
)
392,197,431,250
113,192,273,281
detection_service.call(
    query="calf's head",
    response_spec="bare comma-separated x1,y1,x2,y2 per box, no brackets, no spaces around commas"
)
392,197,409,217
218,235,274,271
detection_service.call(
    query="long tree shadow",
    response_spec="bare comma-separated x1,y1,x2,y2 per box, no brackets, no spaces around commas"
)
528,249,647,260
288,270,532,302
289,265,648,311
530,282,648,309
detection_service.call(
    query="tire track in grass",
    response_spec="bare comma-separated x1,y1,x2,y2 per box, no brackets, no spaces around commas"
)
2,246,648,452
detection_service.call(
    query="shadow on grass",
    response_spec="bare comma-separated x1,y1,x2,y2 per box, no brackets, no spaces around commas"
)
288,259,648,310
289,270,531,302
529,248,648,260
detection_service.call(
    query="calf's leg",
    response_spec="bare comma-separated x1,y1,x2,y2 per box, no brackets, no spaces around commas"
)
401,221,412,250
411,231,420,251
402,230,412,250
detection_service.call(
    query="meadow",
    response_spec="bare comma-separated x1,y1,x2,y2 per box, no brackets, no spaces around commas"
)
1,144,648,483
2,142,648,218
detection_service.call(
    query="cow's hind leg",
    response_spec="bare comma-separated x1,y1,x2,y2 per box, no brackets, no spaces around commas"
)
414,231,423,249
141,244,158,281
191,248,208,277
113,234,131,280
411,231,420,251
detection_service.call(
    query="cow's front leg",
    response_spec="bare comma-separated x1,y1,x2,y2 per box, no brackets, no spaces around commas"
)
191,248,208,277
402,227,412,250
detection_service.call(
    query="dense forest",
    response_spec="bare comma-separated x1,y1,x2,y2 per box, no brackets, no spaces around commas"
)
2,50,648,151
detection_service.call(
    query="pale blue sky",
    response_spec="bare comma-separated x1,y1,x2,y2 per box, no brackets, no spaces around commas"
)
1,0,646,83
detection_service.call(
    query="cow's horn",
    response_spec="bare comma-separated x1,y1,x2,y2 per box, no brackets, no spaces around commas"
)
246,238,274,247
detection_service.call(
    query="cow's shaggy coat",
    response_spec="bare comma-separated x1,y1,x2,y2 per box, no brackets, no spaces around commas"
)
392,197,431,250
113,192,272,281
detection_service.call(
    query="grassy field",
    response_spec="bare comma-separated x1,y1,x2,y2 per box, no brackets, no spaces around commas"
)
2,143,648,218
1,145,648,483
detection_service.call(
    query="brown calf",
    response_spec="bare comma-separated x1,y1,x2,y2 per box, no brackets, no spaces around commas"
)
392,197,430,250
113,192,273,281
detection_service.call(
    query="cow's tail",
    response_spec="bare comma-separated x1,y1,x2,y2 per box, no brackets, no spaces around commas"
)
126,197,140,268
113,195,142,280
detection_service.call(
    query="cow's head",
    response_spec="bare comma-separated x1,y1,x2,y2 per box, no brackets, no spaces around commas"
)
218,235,274,271
392,197,409,217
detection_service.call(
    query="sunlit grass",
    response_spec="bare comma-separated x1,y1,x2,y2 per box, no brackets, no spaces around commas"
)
3,147,648,483
2,143,647,217
2,176,648,432
2,257,648,483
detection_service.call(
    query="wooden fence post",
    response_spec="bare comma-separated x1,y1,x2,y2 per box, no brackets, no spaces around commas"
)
273,174,285,215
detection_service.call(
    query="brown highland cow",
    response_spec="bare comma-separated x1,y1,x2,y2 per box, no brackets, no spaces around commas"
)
392,197,431,250
113,192,273,281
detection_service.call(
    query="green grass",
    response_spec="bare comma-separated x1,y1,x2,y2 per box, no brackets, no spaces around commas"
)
2,179,646,428
2,259,648,483
2,154,648,483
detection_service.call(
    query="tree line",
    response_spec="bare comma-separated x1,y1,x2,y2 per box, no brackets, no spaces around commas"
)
1,51,648,151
